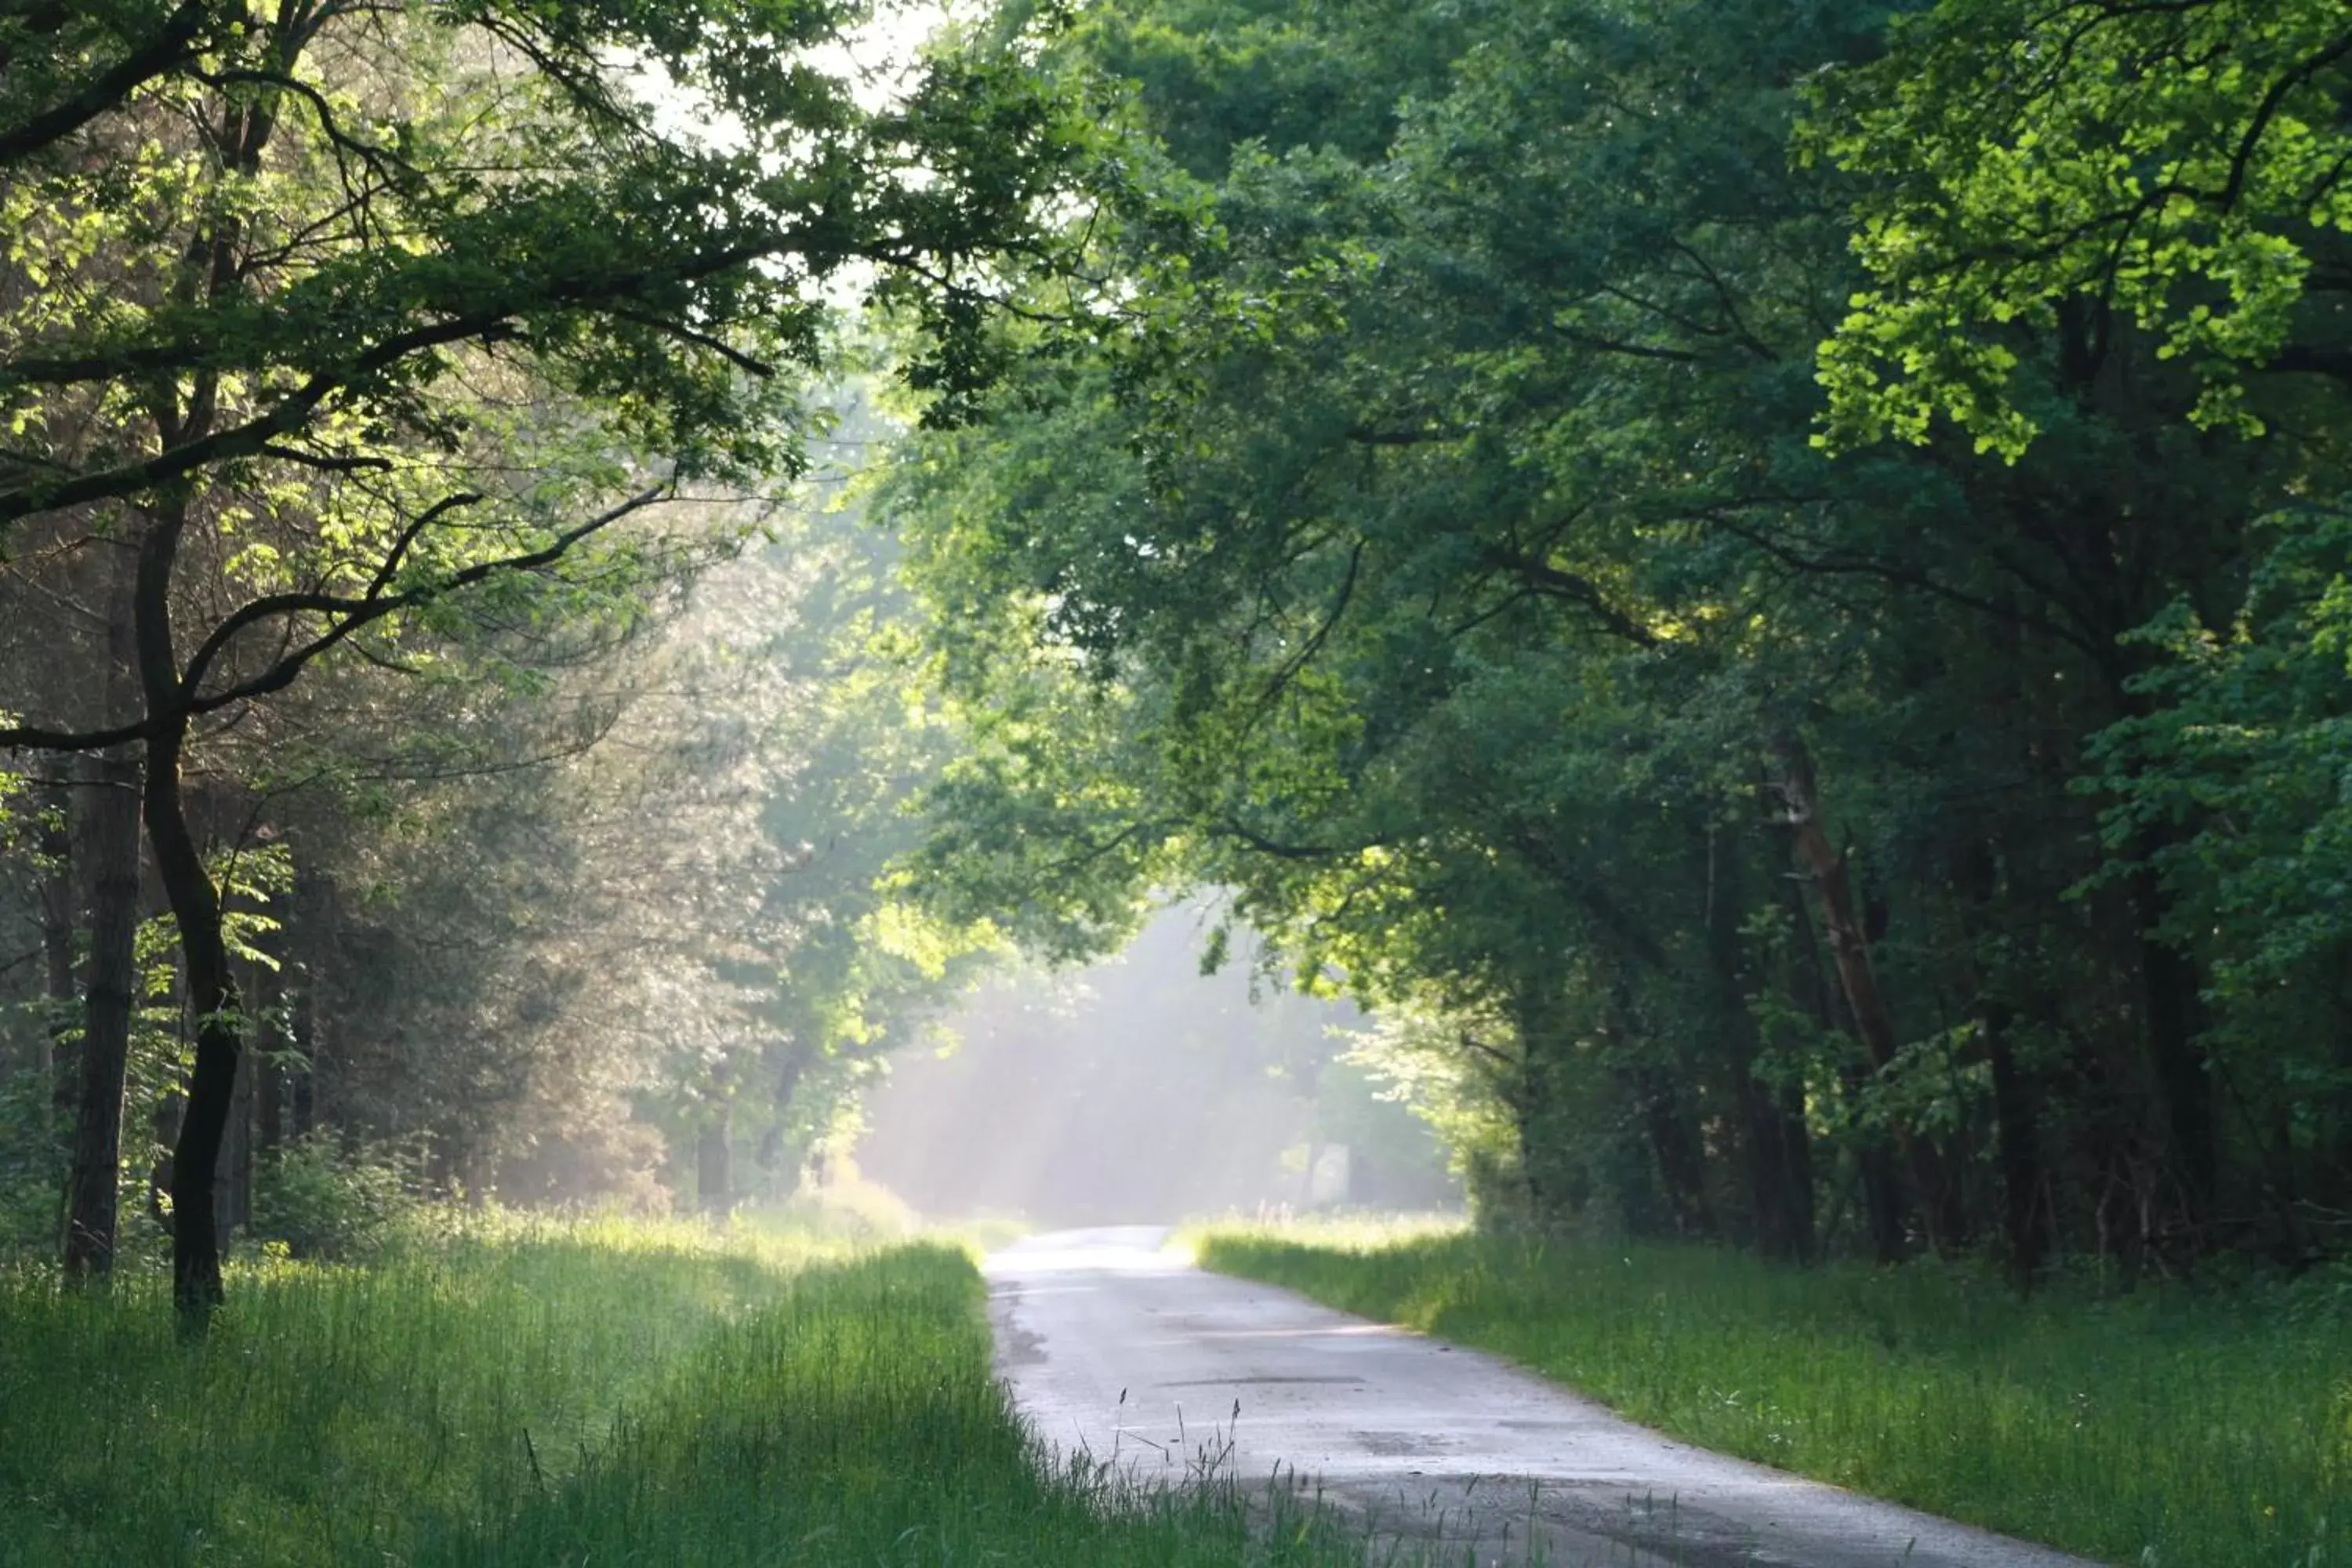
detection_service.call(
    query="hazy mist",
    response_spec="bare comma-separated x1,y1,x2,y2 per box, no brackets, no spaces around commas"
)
855,909,1459,1226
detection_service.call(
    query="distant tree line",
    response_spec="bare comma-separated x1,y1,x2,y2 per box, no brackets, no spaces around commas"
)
888,0,2352,1278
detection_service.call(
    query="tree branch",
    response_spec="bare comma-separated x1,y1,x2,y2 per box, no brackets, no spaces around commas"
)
0,485,664,754
177,490,485,697
183,485,667,717
1477,546,1660,648
0,0,213,167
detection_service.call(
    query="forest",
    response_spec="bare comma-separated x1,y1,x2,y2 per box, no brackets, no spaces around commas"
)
5,0,2352,1301
886,0,2352,1286
4,2,2352,1561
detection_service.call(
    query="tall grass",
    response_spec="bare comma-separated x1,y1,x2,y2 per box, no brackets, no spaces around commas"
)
1195,1220,2352,1567
0,1214,1366,1567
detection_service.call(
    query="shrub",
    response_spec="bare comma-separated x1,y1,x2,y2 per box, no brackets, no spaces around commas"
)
250,1134,416,1261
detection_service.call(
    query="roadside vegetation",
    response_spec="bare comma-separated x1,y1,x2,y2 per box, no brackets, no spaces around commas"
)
0,1214,1377,1568
1198,1219,2350,1567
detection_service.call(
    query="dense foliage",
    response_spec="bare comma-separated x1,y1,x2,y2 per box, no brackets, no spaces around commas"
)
885,0,2352,1276
0,0,1080,1312
8,0,2352,1324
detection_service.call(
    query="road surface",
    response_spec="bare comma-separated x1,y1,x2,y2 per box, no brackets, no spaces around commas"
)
984,1227,2101,1568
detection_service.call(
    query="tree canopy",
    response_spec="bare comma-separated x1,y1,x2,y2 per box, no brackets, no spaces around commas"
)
0,0,1084,1315
877,0,2352,1283
1809,0,2352,455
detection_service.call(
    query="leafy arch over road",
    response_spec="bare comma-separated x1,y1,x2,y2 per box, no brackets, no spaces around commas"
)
885,0,2352,1300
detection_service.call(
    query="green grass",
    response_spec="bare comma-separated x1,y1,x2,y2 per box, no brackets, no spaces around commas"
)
1193,1218,2352,1567
0,1214,1372,1567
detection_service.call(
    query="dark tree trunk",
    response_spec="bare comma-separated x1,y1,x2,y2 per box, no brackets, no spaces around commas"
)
257,1049,285,1156
2127,863,2215,1241
1512,991,1581,1227
1704,826,1813,1262
1635,1065,1717,1239
125,506,240,1323
216,1032,253,1241
1774,828,1906,1261
1984,1002,2048,1282
1606,962,1715,1240
1777,1077,1817,1258
289,1036,314,1138
1955,840,2049,1285
1773,734,1962,1255
61,746,142,1279
287,864,332,1141
36,782,74,1097
1730,1064,1815,1263
1849,1077,1910,1264
254,943,285,1160
61,554,145,1282
154,708,239,1321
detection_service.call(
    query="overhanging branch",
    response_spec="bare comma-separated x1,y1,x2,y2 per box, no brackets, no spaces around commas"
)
0,484,666,755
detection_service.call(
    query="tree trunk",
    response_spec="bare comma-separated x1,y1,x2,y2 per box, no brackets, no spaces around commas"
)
36,782,74,1095
1602,963,1715,1240
1776,1077,1817,1259
1635,1065,1717,1239
153,707,239,1320
1955,839,2049,1286
287,863,333,1141
126,505,240,1323
217,1031,254,1242
1704,825,1813,1262
2127,862,2215,1243
1510,988,1578,1227
1984,1002,2047,1282
697,1106,732,1216
61,550,145,1282
1773,734,1961,1256
1729,1051,1813,1261
1773,829,1905,1261
288,966,316,1142
254,944,285,1161
61,746,142,1278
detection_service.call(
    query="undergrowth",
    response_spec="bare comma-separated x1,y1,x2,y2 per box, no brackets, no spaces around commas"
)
0,1214,1366,1566
1194,1219,2351,1568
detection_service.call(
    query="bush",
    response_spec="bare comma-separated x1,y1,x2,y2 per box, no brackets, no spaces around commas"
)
250,1134,417,1261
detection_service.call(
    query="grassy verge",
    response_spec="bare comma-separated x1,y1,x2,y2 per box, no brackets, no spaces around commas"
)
1192,1218,2351,1568
0,1215,1367,1567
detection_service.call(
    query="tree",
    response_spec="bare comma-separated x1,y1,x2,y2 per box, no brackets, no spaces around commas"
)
1809,0,2352,1260
888,0,2346,1271
891,0,1906,1251
0,0,1087,1316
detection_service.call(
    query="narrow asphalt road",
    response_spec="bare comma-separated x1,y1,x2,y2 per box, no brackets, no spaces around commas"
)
984,1227,2102,1568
